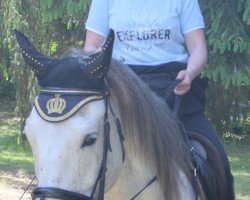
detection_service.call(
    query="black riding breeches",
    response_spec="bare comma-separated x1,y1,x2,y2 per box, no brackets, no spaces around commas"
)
129,63,235,200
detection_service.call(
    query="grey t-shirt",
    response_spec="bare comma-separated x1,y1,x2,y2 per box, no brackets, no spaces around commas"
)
86,0,205,66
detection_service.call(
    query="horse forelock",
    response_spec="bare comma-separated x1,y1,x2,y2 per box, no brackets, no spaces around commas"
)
107,60,194,200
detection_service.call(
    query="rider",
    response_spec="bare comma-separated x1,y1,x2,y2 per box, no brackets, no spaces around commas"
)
83,0,234,199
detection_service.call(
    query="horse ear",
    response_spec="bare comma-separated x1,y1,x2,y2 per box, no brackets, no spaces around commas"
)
82,29,114,80
14,29,54,80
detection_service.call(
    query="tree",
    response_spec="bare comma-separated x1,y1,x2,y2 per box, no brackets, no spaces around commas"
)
0,0,90,136
0,0,249,139
199,0,250,135
0,0,16,98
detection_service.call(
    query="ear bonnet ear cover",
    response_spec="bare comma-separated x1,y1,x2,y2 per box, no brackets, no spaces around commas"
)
15,29,115,122
14,29,54,80
15,29,115,88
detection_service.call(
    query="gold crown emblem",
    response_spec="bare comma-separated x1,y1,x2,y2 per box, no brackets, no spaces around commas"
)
46,94,66,114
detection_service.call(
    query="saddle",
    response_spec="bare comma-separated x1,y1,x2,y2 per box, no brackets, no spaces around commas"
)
185,130,227,200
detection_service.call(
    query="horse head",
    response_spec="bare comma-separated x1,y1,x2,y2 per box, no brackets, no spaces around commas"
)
16,29,124,200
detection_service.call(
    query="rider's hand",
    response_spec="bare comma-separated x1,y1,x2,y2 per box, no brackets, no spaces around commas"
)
174,70,193,95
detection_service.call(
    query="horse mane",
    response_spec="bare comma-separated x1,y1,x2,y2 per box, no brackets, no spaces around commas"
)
60,50,199,199
106,60,195,200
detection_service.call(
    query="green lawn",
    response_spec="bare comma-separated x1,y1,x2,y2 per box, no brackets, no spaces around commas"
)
0,98,249,199
0,99,34,174
224,136,250,200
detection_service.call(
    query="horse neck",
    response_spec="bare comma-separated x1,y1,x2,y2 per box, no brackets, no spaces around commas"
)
105,136,164,200
105,93,164,199
106,105,196,200
106,147,197,200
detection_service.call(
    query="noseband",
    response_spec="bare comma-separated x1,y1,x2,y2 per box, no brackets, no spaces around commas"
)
32,187,92,200
31,86,125,200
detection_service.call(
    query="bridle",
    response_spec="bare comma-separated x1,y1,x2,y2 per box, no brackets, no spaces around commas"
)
27,85,155,200
16,28,156,200
30,85,117,200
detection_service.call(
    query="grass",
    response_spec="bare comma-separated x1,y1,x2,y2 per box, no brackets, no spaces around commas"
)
224,136,250,200
0,98,250,199
0,99,34,174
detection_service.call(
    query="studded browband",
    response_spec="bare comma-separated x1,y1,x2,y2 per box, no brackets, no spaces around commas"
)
34,87,106,123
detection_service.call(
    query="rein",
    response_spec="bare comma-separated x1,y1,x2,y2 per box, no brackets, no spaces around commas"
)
129,176,157,200
164,79,199,200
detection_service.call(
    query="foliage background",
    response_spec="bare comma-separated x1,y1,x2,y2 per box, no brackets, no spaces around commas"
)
0,0,249,138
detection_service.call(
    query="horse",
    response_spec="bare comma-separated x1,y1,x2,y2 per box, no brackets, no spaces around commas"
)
15,29,227,200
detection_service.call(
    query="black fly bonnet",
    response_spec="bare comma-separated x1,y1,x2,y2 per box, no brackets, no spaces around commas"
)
15,29,114,123
15,29,122,200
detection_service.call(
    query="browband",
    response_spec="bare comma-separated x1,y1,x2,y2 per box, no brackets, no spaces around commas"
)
34,87,105,123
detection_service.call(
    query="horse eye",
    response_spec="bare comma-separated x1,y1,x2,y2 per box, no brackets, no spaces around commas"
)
81,133,98,148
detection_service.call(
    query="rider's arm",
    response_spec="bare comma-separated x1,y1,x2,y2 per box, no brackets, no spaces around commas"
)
185,28,208,81
174,28,207,95
84,30,105,53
